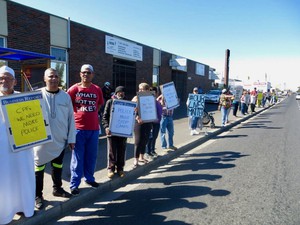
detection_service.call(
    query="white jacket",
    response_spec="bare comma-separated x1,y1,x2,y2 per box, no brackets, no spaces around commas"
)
34,88,76,166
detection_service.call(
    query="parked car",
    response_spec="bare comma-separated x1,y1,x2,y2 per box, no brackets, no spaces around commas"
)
296,93,300,100
204,89,222,104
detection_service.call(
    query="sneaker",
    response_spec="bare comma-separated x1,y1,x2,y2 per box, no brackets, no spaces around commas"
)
144,153,153,161
53,188,71,198
35,196,44,210
190,130,199,135
71,188,80,196
152,151,158,158
168,146,178,151
85,181,99,189
118,171,125,178
108,171,115,179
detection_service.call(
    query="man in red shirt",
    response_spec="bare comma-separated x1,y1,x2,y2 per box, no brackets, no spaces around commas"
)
67,64,104,196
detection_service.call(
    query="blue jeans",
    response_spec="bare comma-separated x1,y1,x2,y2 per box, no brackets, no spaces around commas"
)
160,116,174,148
191,116,199,129
221,107,230,126
70,130,99,190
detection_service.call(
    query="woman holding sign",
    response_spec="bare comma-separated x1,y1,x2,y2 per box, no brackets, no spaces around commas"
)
131,83,153,168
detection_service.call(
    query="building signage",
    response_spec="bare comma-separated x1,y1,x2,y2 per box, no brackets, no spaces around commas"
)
105,35,143,61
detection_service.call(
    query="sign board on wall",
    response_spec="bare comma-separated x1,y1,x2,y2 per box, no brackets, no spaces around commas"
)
105,35,143,61
0,91,52,152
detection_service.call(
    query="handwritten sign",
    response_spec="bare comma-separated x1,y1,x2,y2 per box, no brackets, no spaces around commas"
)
0,91,52,152
161,82,179,109
231,85,243,101
137,91,157,122
109,99,137,137
187,94,205,117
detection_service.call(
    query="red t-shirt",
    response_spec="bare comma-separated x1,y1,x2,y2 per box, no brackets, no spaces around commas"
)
67,83,104,130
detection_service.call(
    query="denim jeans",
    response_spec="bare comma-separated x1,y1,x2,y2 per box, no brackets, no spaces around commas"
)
160,115,174,148
221,106,229,126
191,116,199,129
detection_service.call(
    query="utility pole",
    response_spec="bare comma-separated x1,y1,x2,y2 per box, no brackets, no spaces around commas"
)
224,49,230,89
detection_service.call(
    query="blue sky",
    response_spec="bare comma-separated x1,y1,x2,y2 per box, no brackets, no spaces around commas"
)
12,0,300,90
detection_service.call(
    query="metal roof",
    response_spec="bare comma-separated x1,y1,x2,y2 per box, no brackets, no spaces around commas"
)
0,47,55,61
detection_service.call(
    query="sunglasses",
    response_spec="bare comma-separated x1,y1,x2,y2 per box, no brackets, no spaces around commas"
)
81,71,92,75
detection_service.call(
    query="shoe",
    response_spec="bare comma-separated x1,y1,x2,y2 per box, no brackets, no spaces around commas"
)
168,146,178,151
118,171,125,177
71,188,80,196
108,171,114,179
53,188,71,198
85,181,99,189
35,196,44,210
190,129,199,135
138,159,149,164
144,153,153,161
152,151,158,158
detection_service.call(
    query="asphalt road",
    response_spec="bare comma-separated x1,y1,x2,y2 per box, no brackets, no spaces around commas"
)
45,96,300,225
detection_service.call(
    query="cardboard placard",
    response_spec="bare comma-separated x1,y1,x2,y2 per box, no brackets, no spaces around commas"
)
137,91,157,122
0,91,52,152
187,94,205,117
160,82,179,109
109,99,137,137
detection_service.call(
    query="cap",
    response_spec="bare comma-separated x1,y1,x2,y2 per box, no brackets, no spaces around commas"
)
115,86,125,94
105,82,110,86
81,64,94,72
0,65,15,77
193,87,198,91
222,89,227,93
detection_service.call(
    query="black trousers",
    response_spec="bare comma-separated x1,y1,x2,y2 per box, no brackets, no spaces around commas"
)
134,123,152,158
107,136,127,172
35,149,65,198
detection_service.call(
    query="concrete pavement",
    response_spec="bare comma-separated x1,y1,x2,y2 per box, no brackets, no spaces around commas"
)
10,103,272,225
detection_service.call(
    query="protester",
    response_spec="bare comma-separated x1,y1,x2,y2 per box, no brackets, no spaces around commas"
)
102,86,128,178
145,86,162,159
157,93,178,151
0,66,35,224
250,87,258,113
186,87,201,135
67,64,104,196
218,88,233,126
240,90,248,115
102,81,113,103
131,83,153,168
33,68,76,210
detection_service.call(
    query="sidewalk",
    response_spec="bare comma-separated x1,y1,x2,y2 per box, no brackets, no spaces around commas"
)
10,104,271,225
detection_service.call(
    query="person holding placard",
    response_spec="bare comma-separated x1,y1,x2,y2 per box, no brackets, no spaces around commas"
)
102,86,128,178
0,66,35,224
131,82,153,168
157,94,178,151
33,68,76,210
67,64,104,196
186,87,201,135
145,86,162,159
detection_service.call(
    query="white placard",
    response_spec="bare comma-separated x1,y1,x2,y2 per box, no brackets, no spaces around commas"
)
109,99,137,138
137,91,157,122
161,82,179,110
105,35,143,61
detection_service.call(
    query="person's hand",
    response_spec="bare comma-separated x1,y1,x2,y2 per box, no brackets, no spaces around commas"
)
105,128,111,136
69,143,75,150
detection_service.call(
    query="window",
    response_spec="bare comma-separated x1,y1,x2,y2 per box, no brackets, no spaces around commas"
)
152,66,159,87
50,47,68,90
0,36,6,67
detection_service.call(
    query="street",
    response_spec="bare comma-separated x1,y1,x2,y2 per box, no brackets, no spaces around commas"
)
45,96,300,225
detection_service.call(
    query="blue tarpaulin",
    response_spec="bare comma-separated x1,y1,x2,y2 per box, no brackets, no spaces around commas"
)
0,47,55,61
